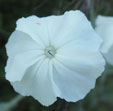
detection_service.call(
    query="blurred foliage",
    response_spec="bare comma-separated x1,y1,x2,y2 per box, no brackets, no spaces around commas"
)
0,0,113,111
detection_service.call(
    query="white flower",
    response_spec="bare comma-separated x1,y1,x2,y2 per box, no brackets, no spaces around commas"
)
5,10,105,106
95,15,113,65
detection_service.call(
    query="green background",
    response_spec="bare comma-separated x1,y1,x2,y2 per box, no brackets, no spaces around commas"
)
0,0,113,111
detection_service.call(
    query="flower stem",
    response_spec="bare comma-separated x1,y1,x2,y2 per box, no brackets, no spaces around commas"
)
0,95,24,111
87,0,95,27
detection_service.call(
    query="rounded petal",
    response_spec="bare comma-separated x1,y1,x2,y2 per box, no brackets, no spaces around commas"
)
6,30,42,57
5,51,44,82
50,14,105,101
95,15,113,65
42,10,101,49
52,44,105,101
53,59,93,101
16,16,50,47
11,59,58,106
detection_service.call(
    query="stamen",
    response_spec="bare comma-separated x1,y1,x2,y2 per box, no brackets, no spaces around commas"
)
44,46,56,59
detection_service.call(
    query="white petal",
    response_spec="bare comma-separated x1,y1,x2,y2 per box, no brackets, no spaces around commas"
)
5,50,43,82
11,56,44,96
95,15,113,65
11,59,58,106
16,16,50,47
52,51,104,101
6,30,41,57
52,33,105,101
42,10,101,48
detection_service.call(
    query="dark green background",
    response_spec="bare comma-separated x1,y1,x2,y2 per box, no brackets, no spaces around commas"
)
0,0,113,111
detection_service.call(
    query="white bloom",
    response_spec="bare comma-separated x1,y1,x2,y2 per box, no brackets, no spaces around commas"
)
95,15,113,65
5,10,105,106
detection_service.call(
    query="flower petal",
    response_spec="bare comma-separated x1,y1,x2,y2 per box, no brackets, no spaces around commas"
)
6,30,41,57
11,59,58,106
95,15,113,65
16,16,50,47
52,36,105,101
5,50,44,82
52,52,104,101
43,10,101,48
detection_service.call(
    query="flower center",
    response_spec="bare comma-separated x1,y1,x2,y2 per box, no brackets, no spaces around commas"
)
44,45,56,59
